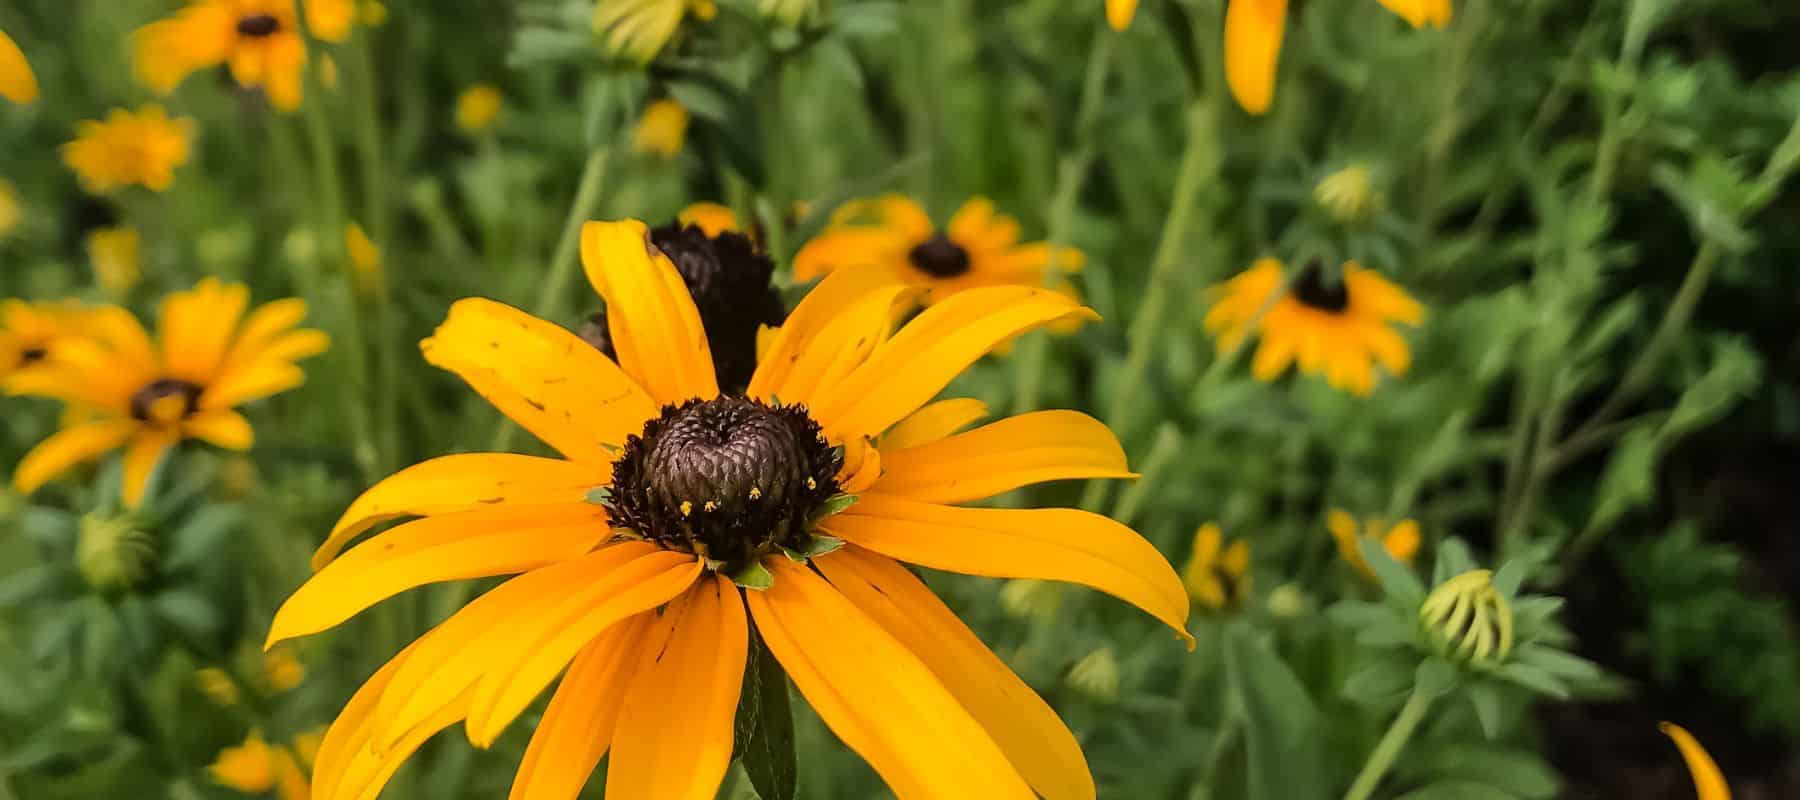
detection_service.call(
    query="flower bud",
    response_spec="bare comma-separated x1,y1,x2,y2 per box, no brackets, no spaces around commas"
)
76,513,155,593
1314,164,1382,224
1419,569,1515,666
1066,646,1120,702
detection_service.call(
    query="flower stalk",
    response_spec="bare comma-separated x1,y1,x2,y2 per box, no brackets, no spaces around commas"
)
1342,683,1433,800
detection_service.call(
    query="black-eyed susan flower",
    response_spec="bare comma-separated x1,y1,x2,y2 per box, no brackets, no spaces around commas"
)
1225,0,1451,115
1183,522,1251,612
1105,0,1137,31
61,105,196,195
677,201,740,237
133,0,354,113
210,729,311,800
268,217,1190,800
795,195,1086,304
0,30,37,104
454,84,503,134
1203,259,1422,396
631,98,689,159
8,280,327,509
1661,722,1731,800
1327,509,1420,578
87,225,143,296
594,0,717,63
0,300,90,384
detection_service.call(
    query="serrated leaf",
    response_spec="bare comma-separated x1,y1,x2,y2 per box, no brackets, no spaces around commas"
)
734,626,797,800
1662,338,1760,440
729,562,775,591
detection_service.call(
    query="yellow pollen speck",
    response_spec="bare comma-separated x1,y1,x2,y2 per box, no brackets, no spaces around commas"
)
680,501,693,517
806,477,817,490
749,487,763,500
703,500,718,512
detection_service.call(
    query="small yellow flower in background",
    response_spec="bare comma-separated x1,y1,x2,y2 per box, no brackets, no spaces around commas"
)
677,202,740,237
0,178,20,239
1224,0,1451,115
87,226,143,296
196,667,242,706
594,0,716,63
0,30,38,103
0,300,90,383
795,195,1085,304
1067,646,1121,701
133,0,350,113
263,646,305,691
75,513,156,593
209,730,309,800
291,727,326,768
632,98,689,158
454,84,503,134
8,279,328,509
61,105,196,195
358,1,389,26
1105,0,1138,31
1183,523,1251,612
1315,164,1382,223
1661,722,1731,800
1204,259,1422,396
344,223,383,297
1327,509,1421,578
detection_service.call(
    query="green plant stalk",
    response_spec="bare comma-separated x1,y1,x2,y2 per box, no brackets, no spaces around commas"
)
1110,423,1183,528
349,29,401,474
1342,683,1435,800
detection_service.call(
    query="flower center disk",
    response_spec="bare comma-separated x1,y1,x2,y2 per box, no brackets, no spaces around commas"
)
604,396,842,572
130,378,202,424
236,14,281,37
1290,264,1351,313
908,234,972,278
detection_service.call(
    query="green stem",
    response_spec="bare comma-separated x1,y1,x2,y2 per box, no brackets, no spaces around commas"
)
1342,683,1434,800
1574,240,1720,435
1110,423,1182,528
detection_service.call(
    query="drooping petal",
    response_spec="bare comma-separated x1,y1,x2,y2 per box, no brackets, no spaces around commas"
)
810,286,1096,441
329,690,467,800
122,428,179,509
1224,0,1288,115
268,503,612,645
1105,0,1138,31
747,266,912,405
313,453,605,570
159,279,250,384
183,409,254,450
421,297,660,463
748,558,1035,799
875,410,1134,504
816,547,1095,800
791,227,911,282
0,30,38,103
579,219,719,405
461,549,704,746
508,615,652,800
823,494,1193,647
223,298,309,367
198,363,305,410
312,642,417,800
880,398,989,450
11,419,138,495
1660,723,1731,800
605,576,747,800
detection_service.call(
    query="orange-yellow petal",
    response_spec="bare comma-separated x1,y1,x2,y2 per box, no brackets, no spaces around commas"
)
122,427,177,509
183,409,254,450
0,30,38,103
1224,0,1287,115
159,278,250,384
579,219,719,405
881,397,990,450
508,615,651,800
875,410,1134,504
1660,722,1731,800
1105,0,1137,30
12,419,138,495
747,266,912,407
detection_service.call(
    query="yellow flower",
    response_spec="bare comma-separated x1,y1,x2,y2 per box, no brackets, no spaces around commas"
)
344,223,383,297
209,730,310,800
291,726,327,768
1105,0,1137,31
1182,522,1250,611
87,226,143,296
1225,0,1451,115
454,84,503,134
594,0,717,63
0,300,90,384
8,280,327,509
269,217,1189,800
133,0,351,113
0,178,19,239
677,202,740,237
1327,509,1421,578
795,195,1086,305
358,1,389,27
1420,569,1513,665
1203,259,1422,396
61,105,196,195
264,646,306,691
0,30,37,103
1661,722,1731,800
632,98,689,159
196,667,242,706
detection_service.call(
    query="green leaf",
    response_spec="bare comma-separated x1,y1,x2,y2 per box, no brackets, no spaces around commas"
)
1465,682,1505,739
1413,744,1560,799
152,590,221,641
801,535,845,558
1415,658,1461,700
734,625,798,800
1342,654,1415,707
1433,538,1477,588
1492,663,1569,699
1662,337,1760,440
1394,780,1519,800
1585,426,1659,533
1224,623,1327,800
1361,537,1426,607
1510,644,1602,683
729,562,775,591
807,494,859,527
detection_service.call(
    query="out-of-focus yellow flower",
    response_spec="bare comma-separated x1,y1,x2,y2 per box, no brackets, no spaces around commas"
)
632,98,689,159
0,179,21,240
344,223,383,297
1204,259,1422,396
677,202,739,236
594,0,716,63
291,726,326,769
759,0,816,26
0,30,37,103
209,730,309,800
1183,523,1250,611
196,667,242,706
358,1,388,26
1327,509,1421,578
1225,0,1450,115
1661,722,1731,800
0,300,90,384
1105,0,1137,31
75,513,156,593
87,226,143,296
796,195,1086,305
455,84,502,134
61,105,196,195
1067,646,1121,701
263,646,305,691
8,279,327,509
133,0,350,113
1315,164,1382,223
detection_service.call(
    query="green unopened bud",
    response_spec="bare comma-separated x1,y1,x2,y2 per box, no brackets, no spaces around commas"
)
1267,583,1311,619
1066,646,1120,702
76,514,156,593
1420,569,1514,666
999,578,1063,621
282,229,318,268
1314,164,1382,224
759,0,816,26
